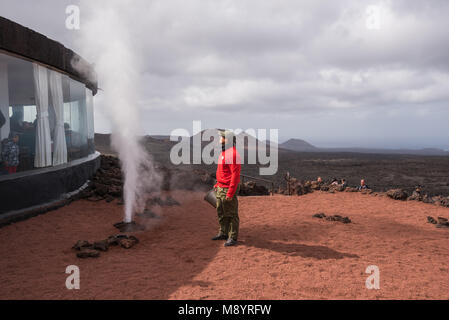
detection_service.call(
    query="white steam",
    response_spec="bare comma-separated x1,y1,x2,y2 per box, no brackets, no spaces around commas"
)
75,1,160,222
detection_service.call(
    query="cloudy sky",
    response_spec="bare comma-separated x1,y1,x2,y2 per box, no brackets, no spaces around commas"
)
1,0,449,149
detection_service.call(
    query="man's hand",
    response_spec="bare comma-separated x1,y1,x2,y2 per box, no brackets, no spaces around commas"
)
225,196,233,201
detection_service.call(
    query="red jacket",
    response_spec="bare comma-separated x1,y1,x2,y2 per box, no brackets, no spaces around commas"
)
214,146,241,198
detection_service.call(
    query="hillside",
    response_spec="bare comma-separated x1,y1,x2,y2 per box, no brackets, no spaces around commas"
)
280,138,449,156
94,133,449,196
280,138,319,152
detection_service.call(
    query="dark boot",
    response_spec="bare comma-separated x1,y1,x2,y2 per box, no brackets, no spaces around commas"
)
224,238,237,247
211,234,228,240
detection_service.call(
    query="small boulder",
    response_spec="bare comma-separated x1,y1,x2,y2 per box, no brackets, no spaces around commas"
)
93,240,109,252
120,238,137,249
72,240,92,250
439,198,449,208
408,189,423,201
106,235,120,246
128,235,140,244
386,189,408,201
325,215,352,224
422,195,434,204
427,216,438,224
437,217,448,224
329,185,345,193
310,181,322,190
339,216,352,224
432,196,444,206
77,248,100,258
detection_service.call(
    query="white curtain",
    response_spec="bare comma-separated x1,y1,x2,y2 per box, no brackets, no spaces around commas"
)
33,63,52,168
49,70,67,165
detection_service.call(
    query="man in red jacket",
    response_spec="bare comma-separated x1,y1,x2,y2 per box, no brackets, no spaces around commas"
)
212,130,241,247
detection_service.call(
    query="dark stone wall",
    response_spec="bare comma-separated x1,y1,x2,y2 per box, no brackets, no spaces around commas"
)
0,16,98,95
0,153,100,214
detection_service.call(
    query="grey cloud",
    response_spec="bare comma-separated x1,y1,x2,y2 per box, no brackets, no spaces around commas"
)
2,0,449,149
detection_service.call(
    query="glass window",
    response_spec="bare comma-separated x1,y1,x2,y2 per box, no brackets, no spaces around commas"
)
0,53,36,175
63,76,88,161
0,50,96,177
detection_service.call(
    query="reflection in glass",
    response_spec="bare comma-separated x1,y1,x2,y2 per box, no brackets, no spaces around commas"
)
64,77,88,161
0,51,95,176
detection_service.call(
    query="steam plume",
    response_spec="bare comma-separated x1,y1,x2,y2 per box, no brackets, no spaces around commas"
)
74,1,160,222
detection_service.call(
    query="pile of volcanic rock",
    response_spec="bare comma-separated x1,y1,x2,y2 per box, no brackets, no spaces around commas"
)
277,177,314,196
239,181,270,196
386,189,409,201
313,213,352,224
77,155,216,203
278,177,355,196
277,174,449,208
72,234,139,258
427,216,449,229
78,155,124,203
386,186,449,208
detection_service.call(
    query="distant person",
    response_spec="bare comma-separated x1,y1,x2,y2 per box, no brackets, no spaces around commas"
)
212,130,241,247
1,132,20,174
331,177,339,186
317,176,323,183
341,179,348,189
358,179,369,190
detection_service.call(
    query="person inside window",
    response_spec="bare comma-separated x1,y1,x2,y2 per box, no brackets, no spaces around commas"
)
1,132,20,174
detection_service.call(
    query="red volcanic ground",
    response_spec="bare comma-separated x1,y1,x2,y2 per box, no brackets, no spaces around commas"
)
1,191,449,300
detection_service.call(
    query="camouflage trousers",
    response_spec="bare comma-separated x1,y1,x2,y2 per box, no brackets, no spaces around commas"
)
215,186,240,241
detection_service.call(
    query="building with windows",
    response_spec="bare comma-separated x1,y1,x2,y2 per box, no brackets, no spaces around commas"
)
0,17,100,218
